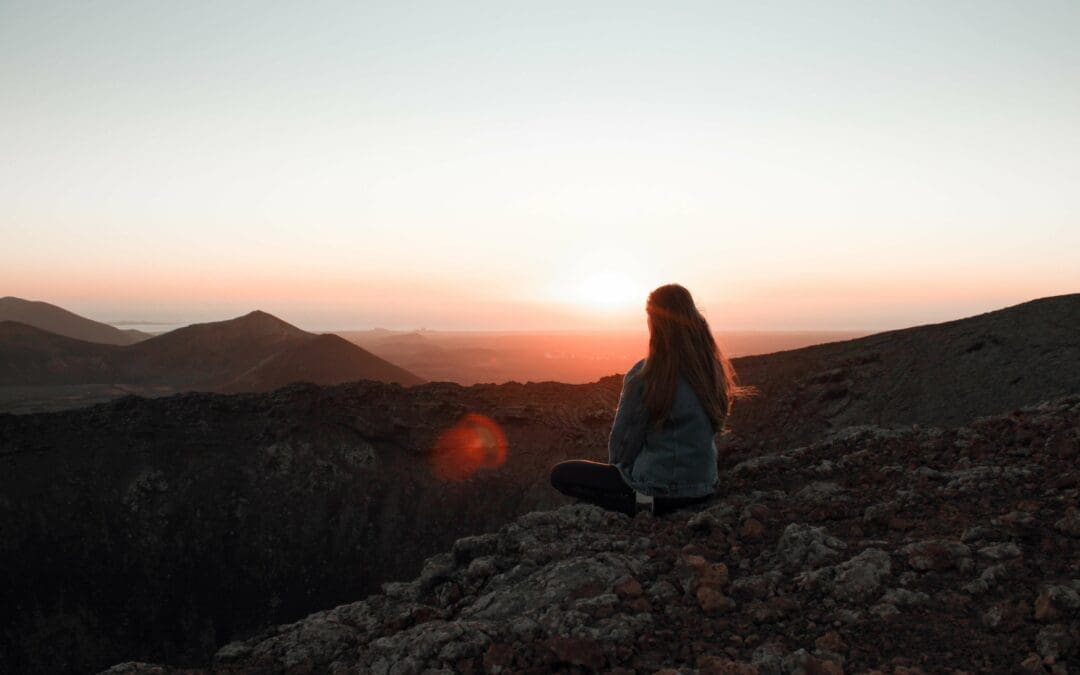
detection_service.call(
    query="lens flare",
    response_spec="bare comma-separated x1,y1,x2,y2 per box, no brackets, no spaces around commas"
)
430,413,508,482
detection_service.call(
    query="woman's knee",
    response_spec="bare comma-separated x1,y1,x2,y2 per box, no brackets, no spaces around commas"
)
549,460,572,490
550,459,600,494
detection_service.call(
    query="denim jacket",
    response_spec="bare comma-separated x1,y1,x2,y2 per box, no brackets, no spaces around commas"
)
607,358,719,498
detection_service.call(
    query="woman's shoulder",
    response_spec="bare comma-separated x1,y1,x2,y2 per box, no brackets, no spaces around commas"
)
624,358,646,382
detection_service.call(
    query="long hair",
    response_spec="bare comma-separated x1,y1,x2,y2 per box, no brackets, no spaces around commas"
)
639,284,741,431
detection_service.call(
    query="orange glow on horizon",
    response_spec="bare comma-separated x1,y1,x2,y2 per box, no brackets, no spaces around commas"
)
2,257,1076,332
572,271,643,312
430,414,508,482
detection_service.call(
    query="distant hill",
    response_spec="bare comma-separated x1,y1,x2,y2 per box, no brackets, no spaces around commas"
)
0,296,151,345
0,309,423,401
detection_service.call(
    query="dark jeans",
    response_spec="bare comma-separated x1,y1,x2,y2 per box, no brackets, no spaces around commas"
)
549,459,712,517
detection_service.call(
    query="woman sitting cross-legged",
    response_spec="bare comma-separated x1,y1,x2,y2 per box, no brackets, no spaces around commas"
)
550,283,742,517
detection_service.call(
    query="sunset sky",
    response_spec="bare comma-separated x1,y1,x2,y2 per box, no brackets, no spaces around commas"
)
2,1,1078,331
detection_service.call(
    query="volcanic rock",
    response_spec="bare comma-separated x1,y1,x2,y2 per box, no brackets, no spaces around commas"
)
106,396,1080,673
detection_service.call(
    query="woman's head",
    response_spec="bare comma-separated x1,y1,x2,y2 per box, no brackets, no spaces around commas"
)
641,283,739,431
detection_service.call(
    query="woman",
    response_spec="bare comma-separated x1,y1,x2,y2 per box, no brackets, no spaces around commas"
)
549,283,740,516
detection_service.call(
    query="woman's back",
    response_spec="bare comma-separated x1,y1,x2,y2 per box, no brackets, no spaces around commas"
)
610,358,718,498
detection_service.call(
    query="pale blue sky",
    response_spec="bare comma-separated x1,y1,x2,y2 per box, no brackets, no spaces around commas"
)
2,1,1078,330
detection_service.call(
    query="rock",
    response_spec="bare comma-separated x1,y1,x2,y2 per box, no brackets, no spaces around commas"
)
674,554,729,596
869,602,899,619
613,575,643,599
794,482,847,503
1036,624,1074,661
741,517,766,540
731,452,795,478
646,579,679,604
466,556,498,579
1019,652,1045,672
461,554,640,621
994,509,1039,537
1034,584,1080,621
960,525,1000,543
777,523,847,570
697,586,733,614
675,554,706,595
688,511,721,532
982,599,1031,631
963,560,1022,595
782,648,844,675
879,588,930,607
888,517,916,531
799,548,892,603
750,642,788,675
1054,507,1080,537
976,542,1022,560
697,655,761,674
805,657,844,675
382,579,424,602
862,502,896,525
434,581,463,607
573,592,619,618
214,641,251,663
418,552,456,593
99,664,170,674
702,562,731,590
729,573,777,600
815,630,848,654
483,643,515,673
1044,431,1079,459
544,636,605,669
900,539,972,572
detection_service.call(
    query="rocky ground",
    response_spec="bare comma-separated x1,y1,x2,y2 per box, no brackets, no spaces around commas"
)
109,395,1080,674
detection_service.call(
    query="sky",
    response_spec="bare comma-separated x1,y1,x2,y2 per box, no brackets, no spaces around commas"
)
2,1,1078,331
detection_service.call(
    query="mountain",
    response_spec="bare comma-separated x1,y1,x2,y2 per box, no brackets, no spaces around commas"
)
1,295,1078,672
220,332,422,392
0,309,423,398
111,395,1080,673
0,296,151,345
119,310,314,386
0,322,115,385
725,293,1080,451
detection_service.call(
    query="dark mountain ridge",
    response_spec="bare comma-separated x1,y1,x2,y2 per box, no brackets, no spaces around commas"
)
724,293,1080,451
0,296,151,345
0,310,422,394
1,294,1077,672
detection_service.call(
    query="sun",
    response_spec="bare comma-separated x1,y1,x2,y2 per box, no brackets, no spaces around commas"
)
574,270,642,312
